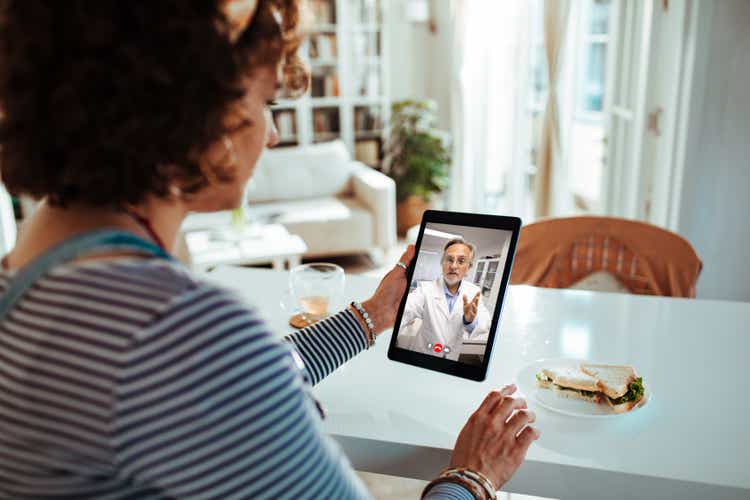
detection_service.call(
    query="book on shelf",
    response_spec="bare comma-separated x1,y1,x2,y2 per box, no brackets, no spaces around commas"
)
355,138,381,167
273,110,296,139
310,34,337,60
313,112,325,133
313,109,340,135
353,0,381,24
310,0,335,24
311,73,340,97
324,75,339,97
356,67,380,97
354,107,381,131
352,31,381,58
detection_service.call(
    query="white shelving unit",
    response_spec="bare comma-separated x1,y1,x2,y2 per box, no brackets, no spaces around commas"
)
271,0,390,167
470,237,511,308
472,258,502,302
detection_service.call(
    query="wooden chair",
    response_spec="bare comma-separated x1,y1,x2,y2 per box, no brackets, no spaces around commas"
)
510,216,702,297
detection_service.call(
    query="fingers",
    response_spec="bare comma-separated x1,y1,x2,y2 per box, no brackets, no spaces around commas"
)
393,245,415,277
476,390,505,415
464,293,480,308
476,385,519,418
476,384,516,415
398,245,416,266
506,409,536,437
492,394,527,422
515,425,540,454
499,384,516,397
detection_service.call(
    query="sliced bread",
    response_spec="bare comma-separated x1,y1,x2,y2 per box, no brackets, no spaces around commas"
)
580,364,636,399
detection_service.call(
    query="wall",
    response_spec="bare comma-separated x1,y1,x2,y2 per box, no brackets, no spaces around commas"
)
386,0,453,129
677,0,750,301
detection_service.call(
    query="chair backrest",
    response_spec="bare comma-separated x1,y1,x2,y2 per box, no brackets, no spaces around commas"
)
510,216,703,297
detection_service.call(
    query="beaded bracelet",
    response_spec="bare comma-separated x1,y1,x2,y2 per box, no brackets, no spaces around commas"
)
350,301,376,348
421,473,487,500
439,467,497,499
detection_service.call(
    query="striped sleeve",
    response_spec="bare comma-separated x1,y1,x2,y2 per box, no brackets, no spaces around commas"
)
284,309,368,385
281,312,477,500
427,482,478,500
112,286,373,500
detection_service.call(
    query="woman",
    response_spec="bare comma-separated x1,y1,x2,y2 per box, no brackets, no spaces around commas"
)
0,1,538,498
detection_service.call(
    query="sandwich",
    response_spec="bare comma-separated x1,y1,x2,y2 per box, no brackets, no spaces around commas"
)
536,363,646,413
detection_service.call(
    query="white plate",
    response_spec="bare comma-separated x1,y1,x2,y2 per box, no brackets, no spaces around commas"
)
515,358,650,418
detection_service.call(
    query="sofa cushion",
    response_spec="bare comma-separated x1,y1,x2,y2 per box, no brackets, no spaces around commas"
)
249,196,374,256
246,140,354,203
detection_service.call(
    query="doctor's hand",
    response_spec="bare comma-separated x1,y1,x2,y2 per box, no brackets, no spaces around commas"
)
449,384,539,490
360,245,416,335
462,292,480,323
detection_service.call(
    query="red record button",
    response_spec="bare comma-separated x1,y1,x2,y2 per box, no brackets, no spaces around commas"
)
433,343,443,353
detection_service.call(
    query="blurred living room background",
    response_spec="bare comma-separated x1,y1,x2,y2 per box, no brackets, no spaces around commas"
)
0,1,747,498
1,0,748,303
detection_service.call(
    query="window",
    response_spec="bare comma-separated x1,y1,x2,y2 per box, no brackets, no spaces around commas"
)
457,0,615,221
466,0,670,224
568,0,611,213
578,0,610,114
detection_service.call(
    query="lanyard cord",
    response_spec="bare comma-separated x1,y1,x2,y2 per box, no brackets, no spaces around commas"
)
123,211,167,251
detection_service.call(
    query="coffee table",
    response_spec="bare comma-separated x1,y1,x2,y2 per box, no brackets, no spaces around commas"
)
205,266,750,500
182,213,307,271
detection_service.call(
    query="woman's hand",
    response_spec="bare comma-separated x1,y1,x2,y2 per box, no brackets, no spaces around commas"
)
449,384,539,489
361,245,416,334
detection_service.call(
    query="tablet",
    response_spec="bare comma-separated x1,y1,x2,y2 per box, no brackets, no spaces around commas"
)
387,210,521,381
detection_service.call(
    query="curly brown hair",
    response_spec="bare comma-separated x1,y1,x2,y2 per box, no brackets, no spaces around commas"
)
0,0,308,207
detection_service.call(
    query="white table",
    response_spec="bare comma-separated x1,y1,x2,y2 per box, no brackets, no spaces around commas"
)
205,267,750,500
182,215,307,271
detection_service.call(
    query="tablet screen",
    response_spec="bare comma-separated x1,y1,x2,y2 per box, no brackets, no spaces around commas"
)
388,211,520,380
396,222,512,364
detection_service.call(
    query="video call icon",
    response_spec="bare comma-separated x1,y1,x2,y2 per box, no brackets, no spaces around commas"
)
427,343,450,354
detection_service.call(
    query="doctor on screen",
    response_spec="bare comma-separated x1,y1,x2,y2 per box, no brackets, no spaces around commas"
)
403,238,491,361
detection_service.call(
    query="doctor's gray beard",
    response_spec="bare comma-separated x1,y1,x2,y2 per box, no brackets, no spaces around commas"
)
444,274,460,287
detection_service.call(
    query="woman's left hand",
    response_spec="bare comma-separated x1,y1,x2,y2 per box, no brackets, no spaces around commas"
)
362,245,416,334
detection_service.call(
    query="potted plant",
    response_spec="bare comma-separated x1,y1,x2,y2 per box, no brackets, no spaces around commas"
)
382,99,451,235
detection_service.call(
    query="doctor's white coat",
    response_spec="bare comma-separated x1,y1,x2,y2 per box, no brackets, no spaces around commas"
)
402,278,491,361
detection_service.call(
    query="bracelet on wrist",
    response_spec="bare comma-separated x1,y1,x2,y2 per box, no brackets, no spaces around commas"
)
421,474,487,500
350,301,376,348
439,468,497,499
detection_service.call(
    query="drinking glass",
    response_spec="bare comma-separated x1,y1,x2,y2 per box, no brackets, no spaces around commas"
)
282,263,345,324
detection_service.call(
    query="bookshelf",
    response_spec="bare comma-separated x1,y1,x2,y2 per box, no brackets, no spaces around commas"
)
271,0,389,167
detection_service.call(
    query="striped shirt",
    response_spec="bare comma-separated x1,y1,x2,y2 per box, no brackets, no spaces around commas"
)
0,258,472,499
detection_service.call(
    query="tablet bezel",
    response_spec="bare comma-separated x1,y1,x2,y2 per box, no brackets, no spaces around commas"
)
386,210,522,381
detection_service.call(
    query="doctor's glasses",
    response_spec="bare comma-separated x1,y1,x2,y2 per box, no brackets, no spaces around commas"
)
443,256,469,266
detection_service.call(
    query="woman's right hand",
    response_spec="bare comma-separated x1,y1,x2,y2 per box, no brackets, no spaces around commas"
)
449,384,539,489
361,244,416,334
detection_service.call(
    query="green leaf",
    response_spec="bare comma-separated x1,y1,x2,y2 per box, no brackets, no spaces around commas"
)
382,99,451,199
610,377,645,404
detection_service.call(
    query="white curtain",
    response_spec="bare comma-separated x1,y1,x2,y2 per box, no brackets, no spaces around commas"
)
448,0,531,215
535,0,572,217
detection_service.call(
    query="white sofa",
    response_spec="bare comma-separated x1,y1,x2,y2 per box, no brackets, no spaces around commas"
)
243,140,396,258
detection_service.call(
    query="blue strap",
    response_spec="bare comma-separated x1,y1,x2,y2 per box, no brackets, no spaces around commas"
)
0,229,173,319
